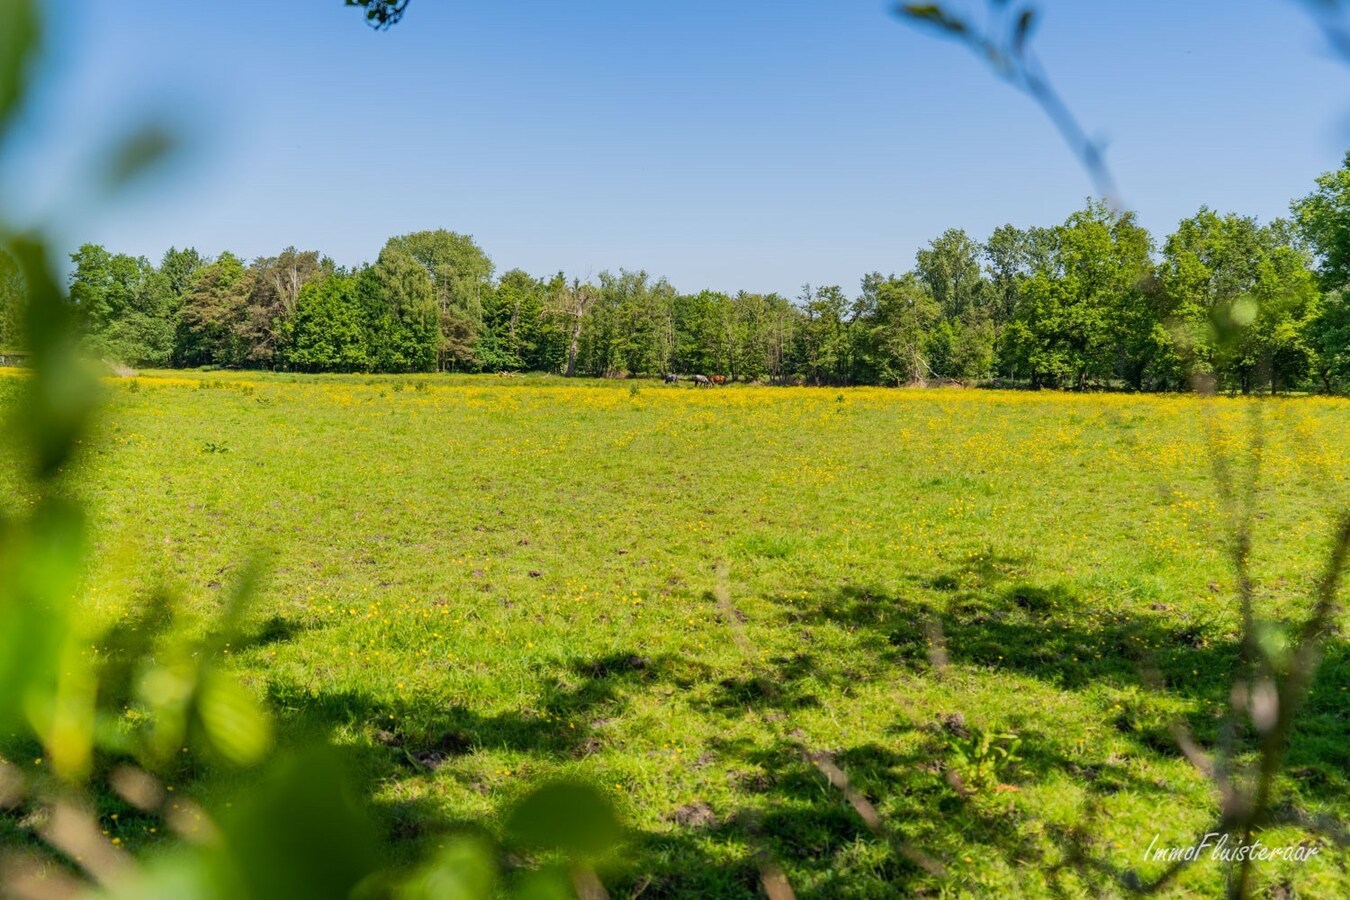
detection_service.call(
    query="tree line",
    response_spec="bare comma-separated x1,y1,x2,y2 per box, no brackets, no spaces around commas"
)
1,155,1348,392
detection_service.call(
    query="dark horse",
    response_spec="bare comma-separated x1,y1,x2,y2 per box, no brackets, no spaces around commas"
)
664,373,679,384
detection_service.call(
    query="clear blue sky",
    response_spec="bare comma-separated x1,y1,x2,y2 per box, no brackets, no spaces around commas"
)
5,0,1349,296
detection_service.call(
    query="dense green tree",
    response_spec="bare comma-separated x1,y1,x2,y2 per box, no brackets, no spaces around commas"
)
911,227,997,381
481,269,558,371
983,224,1029,331
1308,290,1350,392
286,274,371,372
916,228,987,319
68,244,177,365
159,247,205,297
1004,202,1153,388
1160,209,1319,393
1292,154,1350,392
385,230,493,370
1293,150,1350,291
577,270,678,377
730,291,792,382
672,289,732,377
361,246,440,372
176,252,248,367
241,248,330,367
853,273,941,384
795,285,851,385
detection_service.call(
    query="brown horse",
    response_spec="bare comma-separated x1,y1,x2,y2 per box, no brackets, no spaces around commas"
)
710,375,727,386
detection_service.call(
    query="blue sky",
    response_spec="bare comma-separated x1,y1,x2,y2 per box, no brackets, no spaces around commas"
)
5,0,1349,295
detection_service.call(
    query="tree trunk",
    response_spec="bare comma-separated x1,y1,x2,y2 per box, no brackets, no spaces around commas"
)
565,317,582,377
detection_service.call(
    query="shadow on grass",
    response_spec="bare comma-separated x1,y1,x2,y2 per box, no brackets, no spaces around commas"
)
231,564,1348,898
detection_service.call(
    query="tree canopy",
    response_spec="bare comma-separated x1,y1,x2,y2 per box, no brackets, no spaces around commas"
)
45,154,1350,394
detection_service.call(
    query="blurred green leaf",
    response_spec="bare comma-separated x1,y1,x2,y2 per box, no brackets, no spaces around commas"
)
506,781,620,860
5,235,101,478
398,837,497,900
1255,621,1293,673
212,747,385,900
0,0,39,139
0,499,83,736
102,124,178,190
512,869,575,900
194,671,273,767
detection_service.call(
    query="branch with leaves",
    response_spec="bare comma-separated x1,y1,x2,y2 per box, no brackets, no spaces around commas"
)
345,0,411,30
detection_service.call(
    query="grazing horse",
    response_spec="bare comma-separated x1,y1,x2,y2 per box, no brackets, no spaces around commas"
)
710,375,727,386
691,374,711,387
664,373,679,384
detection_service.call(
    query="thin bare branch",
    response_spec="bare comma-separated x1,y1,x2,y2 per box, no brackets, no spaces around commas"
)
896,3,1119,203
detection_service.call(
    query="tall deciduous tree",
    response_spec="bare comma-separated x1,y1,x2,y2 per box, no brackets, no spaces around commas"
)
287,274,370,372
384,230,493,370
916,228,987,319
176,252,248,367
1160,209,1319,393
68,244,177,365
1308,290,1350,392
363,246,440,372
555,278,598,377
1003,201,1153,389
983,224,1028,335
854,272,941,384
1293,150,1350,292
241,248,331,367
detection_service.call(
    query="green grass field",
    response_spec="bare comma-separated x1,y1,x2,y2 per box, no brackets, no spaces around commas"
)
5,371,1348,897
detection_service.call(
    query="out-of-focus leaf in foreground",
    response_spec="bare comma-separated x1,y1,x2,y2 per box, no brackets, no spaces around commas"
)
0,0,39,141
506,780,622,860
101,123,179,191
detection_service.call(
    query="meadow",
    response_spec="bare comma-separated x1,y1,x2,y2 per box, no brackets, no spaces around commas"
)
3,370,1348,897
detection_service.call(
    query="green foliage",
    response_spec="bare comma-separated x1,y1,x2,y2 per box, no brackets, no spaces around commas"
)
916,227,986,320
287,273,372,372
1294,149,1350,292
57,182,1347,391
945,728,1021,795
176,251,249,367
1000,201,1155,389
1308,290,1350,391
240,247,330,367
853,272,940,384
0,0,40,142
1159,208,1320,393
506,780,621,859
384,229,494,371
345,0,409,30
365,246,440,373
67,244,178,366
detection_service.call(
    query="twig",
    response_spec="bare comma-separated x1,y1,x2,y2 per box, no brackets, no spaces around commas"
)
897,3,1119,203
